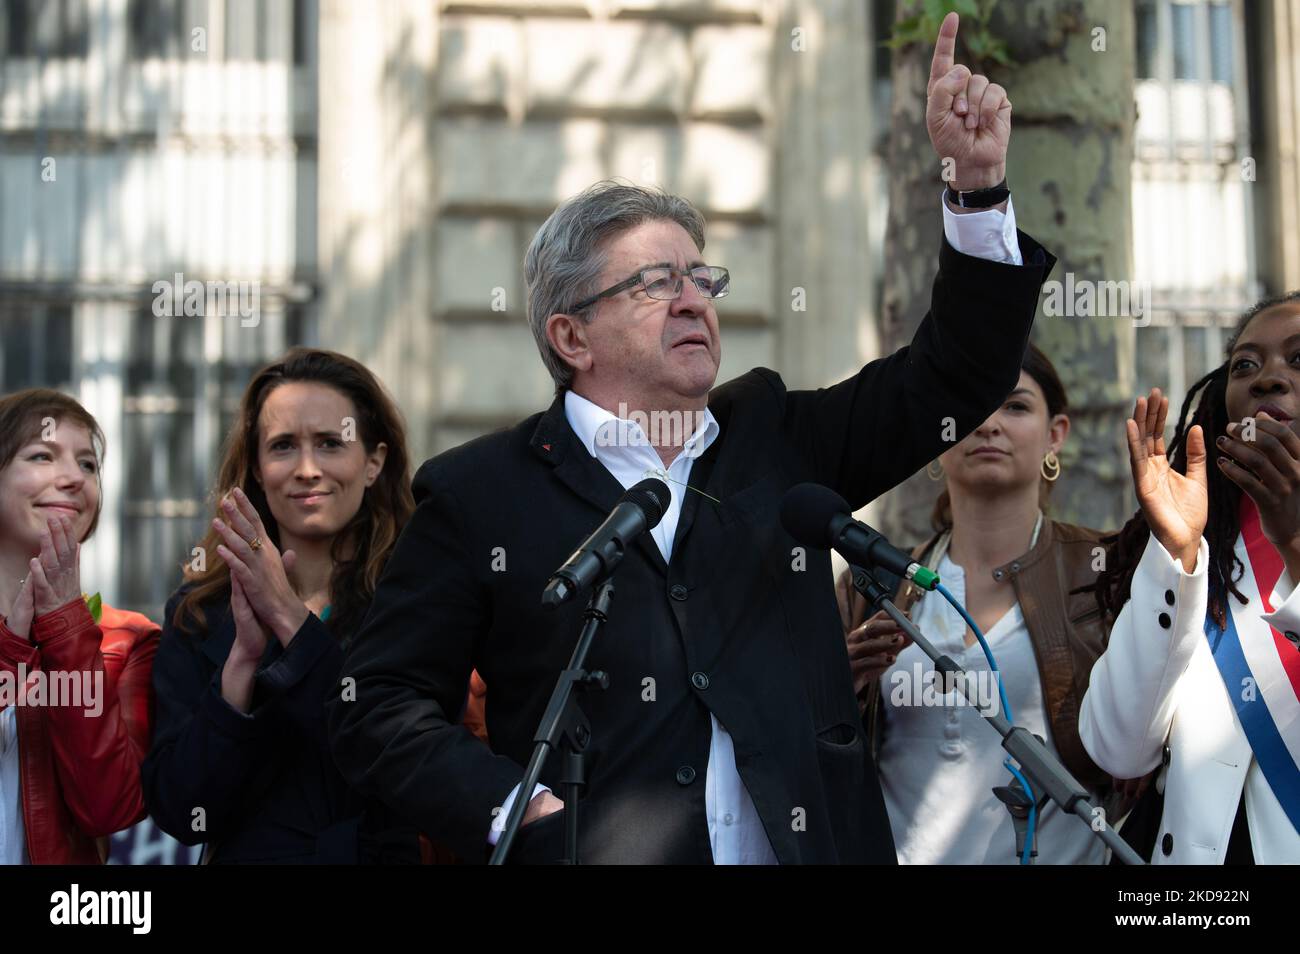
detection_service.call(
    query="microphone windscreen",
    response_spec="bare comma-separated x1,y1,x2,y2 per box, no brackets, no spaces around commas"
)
624,477,672,530
780,482,851,549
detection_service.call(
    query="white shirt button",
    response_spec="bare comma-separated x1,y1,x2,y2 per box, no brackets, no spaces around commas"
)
723,812,734,826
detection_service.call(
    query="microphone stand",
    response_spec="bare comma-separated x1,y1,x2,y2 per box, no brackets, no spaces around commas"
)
850,566,1145,866
489,579,613,865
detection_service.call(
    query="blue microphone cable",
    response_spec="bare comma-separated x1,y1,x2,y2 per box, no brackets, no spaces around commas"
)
934,582,1037,865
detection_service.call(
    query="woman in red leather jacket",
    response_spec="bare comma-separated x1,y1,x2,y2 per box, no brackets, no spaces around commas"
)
0,389,158,864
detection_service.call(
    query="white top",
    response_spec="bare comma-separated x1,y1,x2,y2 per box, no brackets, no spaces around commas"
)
878,552,1107,865
0,706,27,864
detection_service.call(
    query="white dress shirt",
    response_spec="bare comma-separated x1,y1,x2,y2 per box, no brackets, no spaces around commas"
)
943,192,1023,265
490,197,1023,857
562,389,780,864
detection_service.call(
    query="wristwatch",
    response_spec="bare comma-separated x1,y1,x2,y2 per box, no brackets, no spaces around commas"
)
945,178,1010,209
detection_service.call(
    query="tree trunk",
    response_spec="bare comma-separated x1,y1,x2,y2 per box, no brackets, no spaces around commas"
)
878,0,1137,546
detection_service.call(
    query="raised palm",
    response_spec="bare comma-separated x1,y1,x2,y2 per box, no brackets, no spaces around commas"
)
1126,389,1207,566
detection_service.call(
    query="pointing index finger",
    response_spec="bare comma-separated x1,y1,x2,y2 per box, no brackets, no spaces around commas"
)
930,11,960,87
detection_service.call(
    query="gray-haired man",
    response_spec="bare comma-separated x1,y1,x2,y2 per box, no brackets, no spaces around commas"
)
331,13,1054,863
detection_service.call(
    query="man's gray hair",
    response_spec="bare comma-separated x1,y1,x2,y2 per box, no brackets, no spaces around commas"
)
524,180,708,391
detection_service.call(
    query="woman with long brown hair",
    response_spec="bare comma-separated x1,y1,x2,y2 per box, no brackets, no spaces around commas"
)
0,389,158,864
142,348,426,863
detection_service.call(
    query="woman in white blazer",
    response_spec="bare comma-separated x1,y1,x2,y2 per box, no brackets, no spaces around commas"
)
1082,291,1300,864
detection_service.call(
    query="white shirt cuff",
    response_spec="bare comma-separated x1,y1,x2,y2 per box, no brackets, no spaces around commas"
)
1148,533,1207,578
487,781,551,845
941,194,1023,266
1259,568,1300,646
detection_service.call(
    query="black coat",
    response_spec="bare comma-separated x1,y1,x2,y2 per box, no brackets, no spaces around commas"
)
143,588,420,863
328,234,1056,864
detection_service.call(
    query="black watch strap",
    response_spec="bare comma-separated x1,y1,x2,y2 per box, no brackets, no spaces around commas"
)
945,178,1010,209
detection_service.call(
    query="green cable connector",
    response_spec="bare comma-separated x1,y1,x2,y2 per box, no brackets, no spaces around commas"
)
909,566,940,591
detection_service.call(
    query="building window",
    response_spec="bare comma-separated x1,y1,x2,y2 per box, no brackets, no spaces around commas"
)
1137,1,1159,80
1172,2,1199,80
223,0,268,62
292,0,308,66
0,305,74,393
1209,2,1233,84
1132,1,1255,427
129,0,212,60
120,307,317,615
2,0,88,58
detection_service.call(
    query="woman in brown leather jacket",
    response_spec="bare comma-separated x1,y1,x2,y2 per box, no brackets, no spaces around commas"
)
837,344,1146,863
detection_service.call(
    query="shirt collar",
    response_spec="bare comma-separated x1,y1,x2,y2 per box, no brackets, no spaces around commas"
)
563,390,720,463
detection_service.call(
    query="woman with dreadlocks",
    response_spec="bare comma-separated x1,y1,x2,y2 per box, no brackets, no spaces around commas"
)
1081,292,1300,864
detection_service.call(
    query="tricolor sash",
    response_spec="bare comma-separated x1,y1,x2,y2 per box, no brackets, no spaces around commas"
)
1202,496,1300,833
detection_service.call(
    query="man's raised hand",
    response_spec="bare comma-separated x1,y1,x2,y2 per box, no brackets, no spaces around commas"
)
926,12,1011,192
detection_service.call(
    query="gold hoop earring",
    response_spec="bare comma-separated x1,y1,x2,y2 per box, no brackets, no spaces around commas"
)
1041,451,1061,482
926,460,944,481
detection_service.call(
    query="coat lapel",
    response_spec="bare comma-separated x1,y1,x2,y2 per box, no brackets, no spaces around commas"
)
530,394,669,576
670,386,741,564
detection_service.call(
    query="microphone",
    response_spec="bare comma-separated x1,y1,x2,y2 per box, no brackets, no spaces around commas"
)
779,482,939,590
542,477,671,609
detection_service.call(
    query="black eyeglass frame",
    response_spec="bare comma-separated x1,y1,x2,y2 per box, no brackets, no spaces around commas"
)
569,265,730,313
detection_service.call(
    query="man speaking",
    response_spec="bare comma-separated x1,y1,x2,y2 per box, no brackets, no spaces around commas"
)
329,13,1056,863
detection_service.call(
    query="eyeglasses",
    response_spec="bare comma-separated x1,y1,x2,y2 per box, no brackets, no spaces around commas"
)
570,265,730,312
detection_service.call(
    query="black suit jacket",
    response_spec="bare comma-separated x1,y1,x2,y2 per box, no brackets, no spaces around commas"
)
143,589,420,863
328,233,1056,863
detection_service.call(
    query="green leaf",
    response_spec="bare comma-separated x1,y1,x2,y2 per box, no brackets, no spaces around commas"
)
892,12,922,31
952,0,981,19
888,12,926,48
83,592,102,624
922,0,949,21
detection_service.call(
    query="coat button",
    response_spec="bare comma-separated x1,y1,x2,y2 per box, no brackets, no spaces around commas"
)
1161,832,1174,856
670,584,689,601
1158,612,1171,629
1161,744,1171,768
1285,630,1300,647
675,765,696,785
1164,589,1175,606
691,672,709,690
